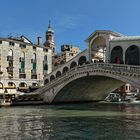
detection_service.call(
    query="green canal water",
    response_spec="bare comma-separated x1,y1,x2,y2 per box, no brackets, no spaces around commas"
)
0,103,140,140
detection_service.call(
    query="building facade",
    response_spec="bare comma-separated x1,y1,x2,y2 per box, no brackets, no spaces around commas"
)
86,30,140,65
86,30,140,94
0,35,52,93
53,44,80,69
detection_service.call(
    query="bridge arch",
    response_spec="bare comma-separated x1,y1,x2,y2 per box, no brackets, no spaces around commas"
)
70,61,77,69
78,56,87,65
51,74,125,103
62,66,69,74
125,45,139,65
111,46,123,64
56,71,61,78
50,75,55,81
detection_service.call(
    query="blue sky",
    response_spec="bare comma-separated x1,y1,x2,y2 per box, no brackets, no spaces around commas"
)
0,0,140,52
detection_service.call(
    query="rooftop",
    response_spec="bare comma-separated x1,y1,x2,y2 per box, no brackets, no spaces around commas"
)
111,36,140,41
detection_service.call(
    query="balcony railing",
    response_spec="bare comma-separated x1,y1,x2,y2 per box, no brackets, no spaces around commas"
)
31,69,37,75
19,57,25,62
7,67,13,72
19,68,25,73
7,56,13,61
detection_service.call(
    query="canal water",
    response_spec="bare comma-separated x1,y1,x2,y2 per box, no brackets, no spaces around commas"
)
0,103,140,140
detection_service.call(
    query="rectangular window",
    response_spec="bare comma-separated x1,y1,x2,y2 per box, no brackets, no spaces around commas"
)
19,74,26,79
9,42,15,46
31,75,37,79
0,50,1,60
20,44,26,48
0,40,2,44
33,46,36,50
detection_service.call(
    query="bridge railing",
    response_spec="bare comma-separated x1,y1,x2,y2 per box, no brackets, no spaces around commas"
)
41,63,140,92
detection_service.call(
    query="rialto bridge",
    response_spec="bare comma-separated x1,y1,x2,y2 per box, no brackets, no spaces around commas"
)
24,30,140,103
32,63,140,103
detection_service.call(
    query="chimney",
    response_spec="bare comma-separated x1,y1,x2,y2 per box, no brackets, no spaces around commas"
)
37,36,42,45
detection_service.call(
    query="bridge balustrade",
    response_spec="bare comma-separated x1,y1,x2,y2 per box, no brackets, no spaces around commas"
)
43,63,140,90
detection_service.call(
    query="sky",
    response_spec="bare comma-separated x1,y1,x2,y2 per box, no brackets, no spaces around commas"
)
0,0,140,52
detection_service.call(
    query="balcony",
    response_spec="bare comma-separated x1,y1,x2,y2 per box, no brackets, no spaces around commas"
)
19,57,25,62
31,59,36,63
19,68,25,73
19,74,26,79
7,56,13,61
31,69,37,75
7,67,13,73
31,75,37,79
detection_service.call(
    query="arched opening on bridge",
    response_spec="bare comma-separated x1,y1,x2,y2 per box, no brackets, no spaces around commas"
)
56,71,61,78
44,79,49,85
50,75,55,81
70,61,77,69
90,36,106,62
63,66,69,74
0,82,3,89
52,76,125,103
111,46,123,64
78,56,87,65
125,45,139,65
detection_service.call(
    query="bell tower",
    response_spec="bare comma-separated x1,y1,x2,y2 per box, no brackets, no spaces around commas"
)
45,21,55,56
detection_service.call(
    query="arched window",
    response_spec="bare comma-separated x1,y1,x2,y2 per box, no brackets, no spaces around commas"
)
63,66,69,74
70,61,77,69
8,82,16,89
33,53,36,60
44,55,47,61
78,56,87,65
0,49,1,60
21,52,25,58
50,75,55,81
0,82,3,89
56,71,61,78
111,46,123,64
19,82,27,87
125,45,139,65
8,49,13,56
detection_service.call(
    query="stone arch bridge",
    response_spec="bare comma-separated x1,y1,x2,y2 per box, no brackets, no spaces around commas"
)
33,63,140,104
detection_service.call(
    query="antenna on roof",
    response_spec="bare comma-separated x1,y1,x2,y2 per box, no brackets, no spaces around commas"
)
8,33,12,38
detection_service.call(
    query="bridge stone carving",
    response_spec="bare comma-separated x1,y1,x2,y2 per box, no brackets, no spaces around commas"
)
35,63,140,104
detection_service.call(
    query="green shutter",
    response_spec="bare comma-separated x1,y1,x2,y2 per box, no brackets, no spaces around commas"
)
21,62,25,69
33,63,36,69
44,64,48,70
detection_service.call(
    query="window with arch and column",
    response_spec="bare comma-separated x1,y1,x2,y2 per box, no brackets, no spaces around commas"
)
111,46,123,64
125,45,140,65
70,61,77,69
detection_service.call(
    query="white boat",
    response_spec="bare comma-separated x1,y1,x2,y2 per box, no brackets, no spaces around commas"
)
0,99,12,106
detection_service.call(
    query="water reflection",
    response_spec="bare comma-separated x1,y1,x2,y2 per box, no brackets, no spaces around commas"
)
0,104,140,139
